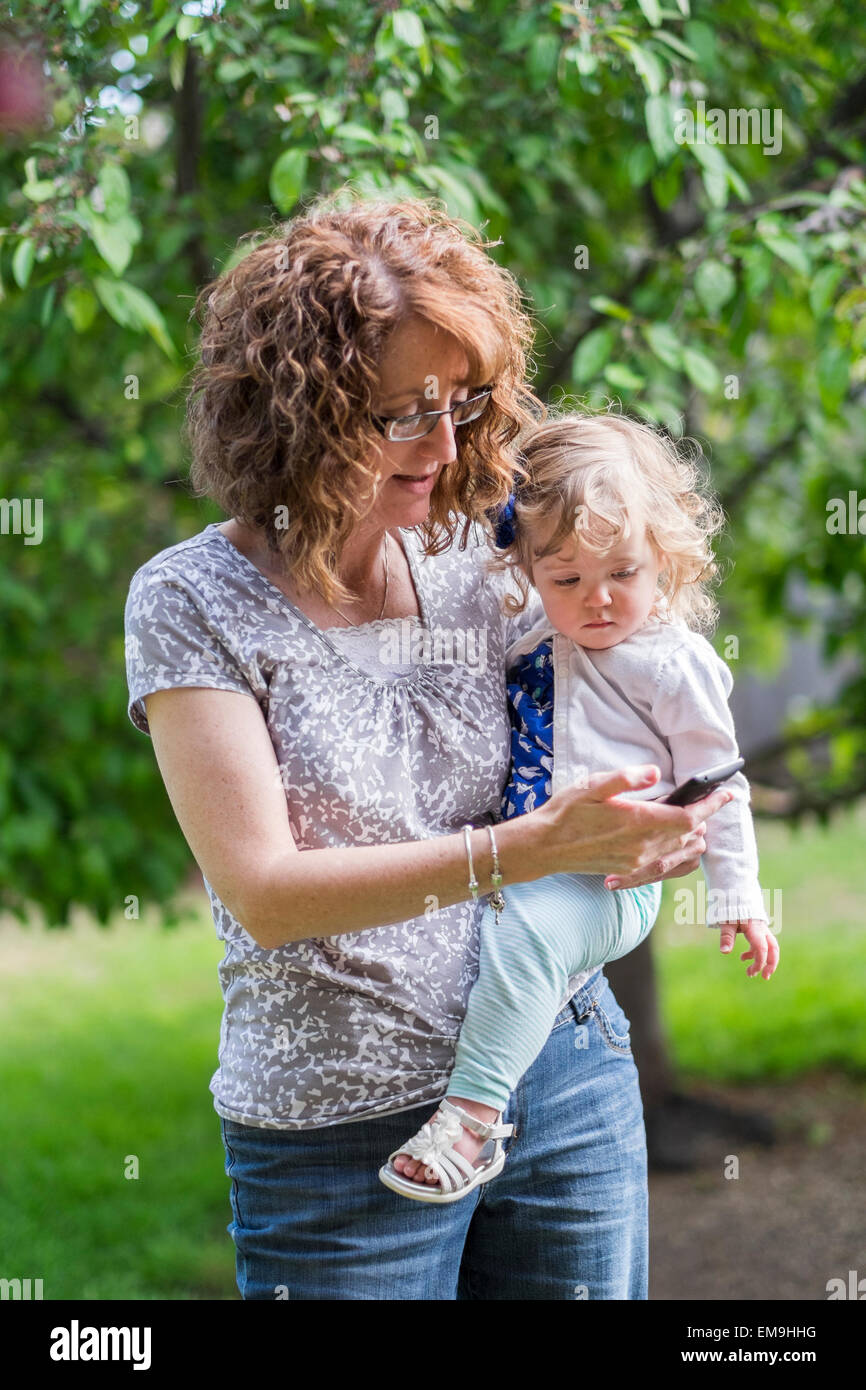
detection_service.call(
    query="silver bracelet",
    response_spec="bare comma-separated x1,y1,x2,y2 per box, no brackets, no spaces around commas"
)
486,824,506,925
462,823,479,900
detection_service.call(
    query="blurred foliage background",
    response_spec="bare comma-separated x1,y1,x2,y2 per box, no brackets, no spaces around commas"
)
2,0,866,927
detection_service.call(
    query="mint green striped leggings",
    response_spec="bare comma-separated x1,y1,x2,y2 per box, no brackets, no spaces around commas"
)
448,873,663,1110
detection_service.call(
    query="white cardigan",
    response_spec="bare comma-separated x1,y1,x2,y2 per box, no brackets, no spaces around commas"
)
505,611,769,926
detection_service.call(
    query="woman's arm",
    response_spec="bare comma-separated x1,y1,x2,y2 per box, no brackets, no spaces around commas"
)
145,685,730,950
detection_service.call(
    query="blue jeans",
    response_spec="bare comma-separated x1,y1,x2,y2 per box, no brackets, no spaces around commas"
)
219,969,648,1300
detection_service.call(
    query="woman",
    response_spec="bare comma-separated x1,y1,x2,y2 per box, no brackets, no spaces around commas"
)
124,190,727,1300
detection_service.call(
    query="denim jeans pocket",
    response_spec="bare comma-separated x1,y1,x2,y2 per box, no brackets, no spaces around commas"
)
591,988,633,1056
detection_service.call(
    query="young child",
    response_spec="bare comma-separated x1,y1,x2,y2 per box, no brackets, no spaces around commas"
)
378,408,779,1204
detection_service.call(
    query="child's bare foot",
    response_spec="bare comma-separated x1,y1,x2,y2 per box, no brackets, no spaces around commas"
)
392,1096,499,1186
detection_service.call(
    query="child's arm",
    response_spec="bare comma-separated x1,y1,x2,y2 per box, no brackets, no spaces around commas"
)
649,637,779,977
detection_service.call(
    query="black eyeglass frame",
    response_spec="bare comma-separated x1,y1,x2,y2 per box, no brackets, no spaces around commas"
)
370,384,496,442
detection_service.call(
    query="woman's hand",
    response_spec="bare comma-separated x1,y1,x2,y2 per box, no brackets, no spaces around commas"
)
530,763,732,886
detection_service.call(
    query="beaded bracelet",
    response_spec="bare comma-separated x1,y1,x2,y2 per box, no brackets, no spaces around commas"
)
486,824,506,925
461,822,507,925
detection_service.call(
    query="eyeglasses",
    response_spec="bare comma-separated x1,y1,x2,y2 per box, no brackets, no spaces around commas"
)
371,384,495,442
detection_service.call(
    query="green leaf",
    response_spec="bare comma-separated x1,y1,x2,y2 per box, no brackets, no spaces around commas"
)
691,141,729,208
700,165,728,208
66,0,101,28
528,31,560,87
694,259,737,316
380,88,409,124
177,14,198,41
269,149,308,213
652,160,682,209
682,346,720,393
392,10,425,48
93,276,177,358
683,19,715,68
817,344,850,412
564,45,598,77
572,325,615,383
414,165,480,224
809,264,845,318
40,283,56,327
645,93,677,162
217,59,249,83
22,179,55,202
460,164,510,219
89,213,139,276
691,140,727,175
589,295,632,321
758,231,810,278
604,362,646,391
618,37,664,95
637,0,662,25
626,143,656,187
272,36,321,55
651,31,699,61
742,246,772,300
333,123,382,146
169,45,186,92
642,321,682,369
62,285,98,333
726,164,751,202
98,164,131,222
12,238,35,289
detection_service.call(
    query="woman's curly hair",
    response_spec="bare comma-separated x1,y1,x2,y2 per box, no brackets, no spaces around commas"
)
186,186,543,610
488,402,728,634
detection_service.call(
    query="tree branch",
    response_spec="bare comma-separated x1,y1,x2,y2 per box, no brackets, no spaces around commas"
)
715,429,801,514
753,777,866,820
535,67,866,396
746,713,862,775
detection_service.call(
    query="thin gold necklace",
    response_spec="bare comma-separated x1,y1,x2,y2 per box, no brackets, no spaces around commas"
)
323,531,391,627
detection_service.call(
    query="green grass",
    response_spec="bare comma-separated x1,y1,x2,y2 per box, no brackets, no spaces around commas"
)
655,799,866,1081
0,907,235,1300
1,802,864,1298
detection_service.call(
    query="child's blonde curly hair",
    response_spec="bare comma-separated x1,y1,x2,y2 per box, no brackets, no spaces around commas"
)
488,403,727,634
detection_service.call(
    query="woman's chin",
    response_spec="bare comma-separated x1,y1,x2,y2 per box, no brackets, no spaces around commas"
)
386,493,434,527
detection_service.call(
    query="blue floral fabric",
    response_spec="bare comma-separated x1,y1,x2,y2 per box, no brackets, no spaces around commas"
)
501,639,555,818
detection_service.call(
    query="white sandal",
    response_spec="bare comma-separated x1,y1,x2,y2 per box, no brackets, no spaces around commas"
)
378,1097,514,1204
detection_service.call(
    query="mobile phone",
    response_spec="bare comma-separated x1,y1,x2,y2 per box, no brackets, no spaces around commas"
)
655,758,745,807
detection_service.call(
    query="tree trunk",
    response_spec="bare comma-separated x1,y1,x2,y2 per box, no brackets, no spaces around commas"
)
605,934,675,1109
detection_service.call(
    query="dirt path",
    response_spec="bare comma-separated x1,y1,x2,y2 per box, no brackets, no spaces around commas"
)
649,1071,866,1300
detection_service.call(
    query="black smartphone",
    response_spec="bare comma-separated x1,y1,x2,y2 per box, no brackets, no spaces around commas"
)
655,758,745,807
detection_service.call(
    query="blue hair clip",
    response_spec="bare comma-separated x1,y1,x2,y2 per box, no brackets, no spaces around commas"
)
489,460,529,547
491,491,518,549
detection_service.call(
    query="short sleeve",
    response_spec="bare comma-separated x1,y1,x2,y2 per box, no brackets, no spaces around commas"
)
124,566,255,736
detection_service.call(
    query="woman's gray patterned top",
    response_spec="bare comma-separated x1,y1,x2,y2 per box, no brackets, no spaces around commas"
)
124,519,590,1130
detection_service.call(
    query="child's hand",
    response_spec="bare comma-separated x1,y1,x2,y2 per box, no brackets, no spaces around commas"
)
718,919,779,979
